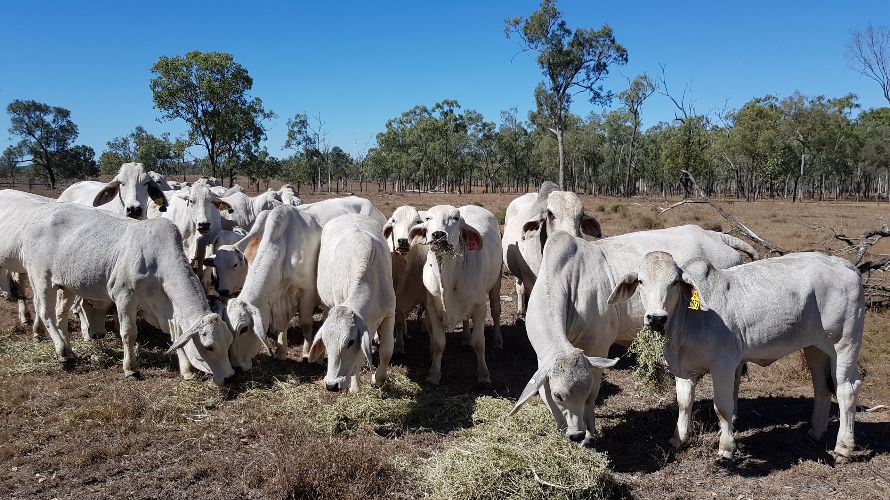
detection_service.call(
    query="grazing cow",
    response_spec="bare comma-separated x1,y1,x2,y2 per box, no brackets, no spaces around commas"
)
58,162,168,219
608,251,864,459
382,206,427,354
502,182,602,317
408,205,502,385
219,189,280,230
308,213,396,392
226,205,324,369
19,202,236,384
509,226,758,447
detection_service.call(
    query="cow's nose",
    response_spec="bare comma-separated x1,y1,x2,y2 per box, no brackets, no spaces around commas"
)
431,230,446,240
126,205,143,218
325,381,341,392
567,430,586,442
197,222,211,233
397,238,409,247
646,314,667,329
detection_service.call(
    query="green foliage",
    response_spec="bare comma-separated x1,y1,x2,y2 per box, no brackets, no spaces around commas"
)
6,99,79,188
150,51,274,177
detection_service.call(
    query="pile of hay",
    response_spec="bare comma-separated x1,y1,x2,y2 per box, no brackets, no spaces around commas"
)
629,326,669,390
419,396,615,499
317,372,422,436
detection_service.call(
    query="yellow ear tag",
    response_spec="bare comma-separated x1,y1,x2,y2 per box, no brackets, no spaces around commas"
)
218,202,230,211
153,198,165,206
688,289,701,310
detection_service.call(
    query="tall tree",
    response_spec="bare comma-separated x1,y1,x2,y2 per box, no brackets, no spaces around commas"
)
150,51,274,177
618,74,656,195
506,0,627,189
847,24,890,105
5,99,79,189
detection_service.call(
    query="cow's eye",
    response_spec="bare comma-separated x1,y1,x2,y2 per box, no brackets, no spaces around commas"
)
554,393,563,402
425,217,431,221
547,210,554,219
347,339,355,347
233,263,238,268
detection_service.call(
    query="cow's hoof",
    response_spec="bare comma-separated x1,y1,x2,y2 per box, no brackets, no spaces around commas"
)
669,435,686,449
61,358,76,371
834,442,855,459
581,437,596,449
124,371,143,381
425,375,441,386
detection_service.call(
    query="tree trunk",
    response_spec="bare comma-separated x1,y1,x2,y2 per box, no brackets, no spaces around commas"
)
555,128,565,190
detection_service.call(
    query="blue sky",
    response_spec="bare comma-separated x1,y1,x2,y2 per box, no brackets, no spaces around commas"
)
1,1,887,159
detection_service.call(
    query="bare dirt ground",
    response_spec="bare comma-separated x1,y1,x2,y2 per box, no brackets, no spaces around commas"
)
1,185,888,499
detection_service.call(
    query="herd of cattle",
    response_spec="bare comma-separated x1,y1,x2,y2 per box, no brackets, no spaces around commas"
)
0,163,865,462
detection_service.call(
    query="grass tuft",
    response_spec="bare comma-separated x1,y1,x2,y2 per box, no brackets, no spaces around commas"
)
629,327,670,390
419,396,616,499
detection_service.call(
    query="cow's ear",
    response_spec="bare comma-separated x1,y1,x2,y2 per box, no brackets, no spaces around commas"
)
521,210,546,240
607,272,639,305
147,181,168,212
93,178,120,207
203,257,215,267
382,220,394,239
680,272,708,311
508,363,550,416
461,224,483,250
354,314,373,367
308,331,326,363
408,222,427,245
214,200,233,213
580,214,602,238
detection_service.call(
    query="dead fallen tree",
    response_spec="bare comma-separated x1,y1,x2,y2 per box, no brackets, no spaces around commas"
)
660,170,890,307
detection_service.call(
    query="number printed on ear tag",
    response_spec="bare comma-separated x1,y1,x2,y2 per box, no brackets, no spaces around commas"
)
688,289,701,310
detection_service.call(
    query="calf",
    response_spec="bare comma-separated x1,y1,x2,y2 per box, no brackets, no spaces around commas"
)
409,205,502,385
608,251,864,459
20,202,236,384
308,213,396,392
382,206,427,353
58,162,168,219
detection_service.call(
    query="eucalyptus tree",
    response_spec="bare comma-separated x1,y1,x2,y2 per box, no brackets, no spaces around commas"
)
5,99,79,189
506,0,627,189
150,51,274,178
848,24,890,105
618,74,656,195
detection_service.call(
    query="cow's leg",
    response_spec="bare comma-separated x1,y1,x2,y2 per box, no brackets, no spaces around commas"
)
834,350,861,458
488,282,503,351
17,298,30,326
461,320,471,346
803,346,832,442
426,301,446,385
116,301,140,380
711,366,737,460
32,278,74,363
470,303,491,385
373,314,395,386
297,293,317,361
55,289,76,343
515,278,525,318
671,376,699,448
393,309,406,354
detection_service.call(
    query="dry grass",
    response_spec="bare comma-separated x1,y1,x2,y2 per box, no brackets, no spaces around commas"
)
420,397,616,500
628,327,669,391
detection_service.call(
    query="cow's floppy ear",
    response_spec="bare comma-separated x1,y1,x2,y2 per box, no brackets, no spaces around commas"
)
146,180,168,212
587,356,619,369
308,331,326,363
521,212,545,240
680,271,709,311
461,223,483,250
93,178,120,207
580,214,602,238
166,319,203,354
408,222,427,245
382,220,394,239
607,272,639,305
509,362,551,416
354,314,373,367
214,200,234,213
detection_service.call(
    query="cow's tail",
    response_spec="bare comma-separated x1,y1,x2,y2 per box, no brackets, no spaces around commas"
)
709,231,759,261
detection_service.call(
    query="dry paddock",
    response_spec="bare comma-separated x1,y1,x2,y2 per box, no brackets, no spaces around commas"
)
1,187,889,499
